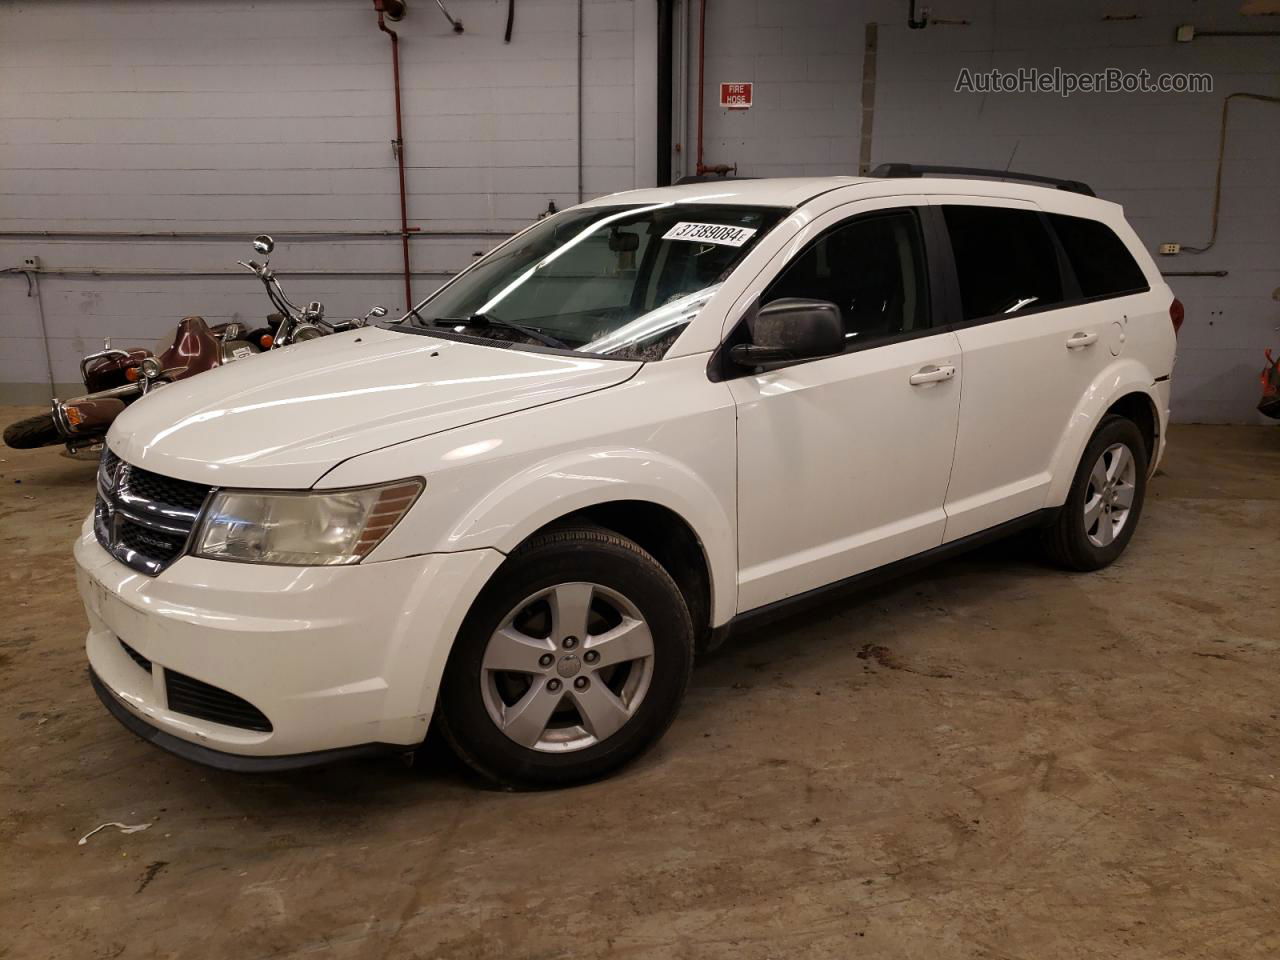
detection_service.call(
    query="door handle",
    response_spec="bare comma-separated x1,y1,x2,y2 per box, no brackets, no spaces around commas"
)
1066,331,1098,349
908,364,956,386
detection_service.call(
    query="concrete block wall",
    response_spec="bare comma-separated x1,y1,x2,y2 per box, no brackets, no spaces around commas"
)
2,0,1276,423
0,0,651,400
685,0,1280,423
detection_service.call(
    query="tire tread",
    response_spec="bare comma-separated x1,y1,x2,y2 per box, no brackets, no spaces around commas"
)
3,413,60,450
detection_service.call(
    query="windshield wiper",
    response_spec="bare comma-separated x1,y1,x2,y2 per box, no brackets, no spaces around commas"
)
432,314,571,350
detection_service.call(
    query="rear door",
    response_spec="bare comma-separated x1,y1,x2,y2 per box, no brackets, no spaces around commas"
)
933,199,1113,541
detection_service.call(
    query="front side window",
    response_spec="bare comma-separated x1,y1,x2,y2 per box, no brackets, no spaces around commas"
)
763,208,930,347
1047,213,1149,299
943,205,1064,321
398,203,786,361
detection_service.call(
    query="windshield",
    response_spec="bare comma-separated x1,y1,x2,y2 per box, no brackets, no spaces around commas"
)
397,203,787,361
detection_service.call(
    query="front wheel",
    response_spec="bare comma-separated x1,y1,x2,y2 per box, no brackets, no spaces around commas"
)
436,525,694,789
4,413,61,450
1040,414,1149,571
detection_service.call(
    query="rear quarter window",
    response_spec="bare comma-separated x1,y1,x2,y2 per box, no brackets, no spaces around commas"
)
1047,213,1149,299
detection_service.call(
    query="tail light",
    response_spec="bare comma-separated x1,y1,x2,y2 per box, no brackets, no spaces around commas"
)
1170,297,1185,336
259,334,274,349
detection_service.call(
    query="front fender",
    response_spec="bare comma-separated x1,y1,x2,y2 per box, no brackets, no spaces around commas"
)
441,446,737,626
1046,358,1161,506
317,357,741,626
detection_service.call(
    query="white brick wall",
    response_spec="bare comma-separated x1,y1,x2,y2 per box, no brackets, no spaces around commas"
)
685,0,1280,423
0,0,647,398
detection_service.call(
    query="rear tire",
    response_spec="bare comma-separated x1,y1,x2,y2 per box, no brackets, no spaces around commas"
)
1040,414,1149,571
437,525,694,789
3,413,61,450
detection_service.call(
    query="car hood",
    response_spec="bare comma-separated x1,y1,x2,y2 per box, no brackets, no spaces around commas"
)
108,327,640,488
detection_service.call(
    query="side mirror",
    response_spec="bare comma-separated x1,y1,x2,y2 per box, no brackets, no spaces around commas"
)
252,235,275,255
729,298,844,367
366,305,388,320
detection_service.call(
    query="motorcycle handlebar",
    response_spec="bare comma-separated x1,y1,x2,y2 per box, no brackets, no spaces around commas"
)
239,244,327,349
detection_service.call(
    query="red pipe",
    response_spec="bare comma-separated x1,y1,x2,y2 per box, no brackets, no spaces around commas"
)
375,3,414,308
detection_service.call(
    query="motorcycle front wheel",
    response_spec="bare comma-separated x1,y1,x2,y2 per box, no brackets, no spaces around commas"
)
3,413,61,450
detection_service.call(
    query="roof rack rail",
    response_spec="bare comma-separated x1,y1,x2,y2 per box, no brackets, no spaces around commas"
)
870,163,1095,197
674,174,757,185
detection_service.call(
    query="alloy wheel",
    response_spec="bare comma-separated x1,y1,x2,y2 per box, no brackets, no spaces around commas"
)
1084,442,1137,548
480,582,655,753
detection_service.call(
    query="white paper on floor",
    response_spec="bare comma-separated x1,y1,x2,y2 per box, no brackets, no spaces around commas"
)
78,821,153,845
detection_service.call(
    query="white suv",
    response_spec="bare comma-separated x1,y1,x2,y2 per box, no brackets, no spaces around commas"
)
78,168,1179,787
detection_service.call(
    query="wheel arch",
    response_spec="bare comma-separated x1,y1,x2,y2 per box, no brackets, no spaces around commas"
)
1046,360,1162,506
1105,391,1159,465
399,488,730,736
523,499,718,652
435,447,737,629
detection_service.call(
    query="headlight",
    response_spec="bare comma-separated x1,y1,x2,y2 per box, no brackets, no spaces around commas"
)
194,479,422,566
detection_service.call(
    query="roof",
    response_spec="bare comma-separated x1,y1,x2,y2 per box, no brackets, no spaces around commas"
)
580,175,1119,217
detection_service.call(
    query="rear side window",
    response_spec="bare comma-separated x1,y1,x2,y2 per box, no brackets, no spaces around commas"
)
942,206,1063,321
1048,213,1149,299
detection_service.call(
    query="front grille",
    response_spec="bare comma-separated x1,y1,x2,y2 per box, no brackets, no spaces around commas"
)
123,466,211,514
119,639,152,673
165,670,273,732
95,448,212,576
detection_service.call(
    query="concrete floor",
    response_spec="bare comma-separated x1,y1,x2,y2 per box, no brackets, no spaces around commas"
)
2,406,1278,959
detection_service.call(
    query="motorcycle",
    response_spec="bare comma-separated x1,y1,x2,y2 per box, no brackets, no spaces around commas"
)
4,235,386,452
1261,349,1280,420
3,317,260,453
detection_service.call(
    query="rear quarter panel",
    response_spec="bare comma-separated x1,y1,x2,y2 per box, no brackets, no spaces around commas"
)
1032,191,1177,381
1032,196,1176,501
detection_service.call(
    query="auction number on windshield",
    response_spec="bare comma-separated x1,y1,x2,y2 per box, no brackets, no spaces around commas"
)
662,222,758,247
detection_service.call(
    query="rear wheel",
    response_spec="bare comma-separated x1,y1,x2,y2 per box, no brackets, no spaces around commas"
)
437,525,694,789
3,413,61,450
1041,414,1149,571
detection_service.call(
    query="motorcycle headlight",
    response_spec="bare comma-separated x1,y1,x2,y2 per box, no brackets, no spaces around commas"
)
193,479,423,566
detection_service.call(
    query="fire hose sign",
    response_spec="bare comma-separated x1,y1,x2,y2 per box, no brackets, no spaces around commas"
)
720,82,752,109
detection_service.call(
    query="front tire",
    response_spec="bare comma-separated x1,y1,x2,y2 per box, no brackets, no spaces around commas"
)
437,525,694,789
1041,414,1149,571
4,413,61,449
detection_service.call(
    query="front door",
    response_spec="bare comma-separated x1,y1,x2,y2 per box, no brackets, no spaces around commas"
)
728,203,963,612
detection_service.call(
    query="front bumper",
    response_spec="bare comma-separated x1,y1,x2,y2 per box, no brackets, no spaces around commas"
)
76,519,504,765
88,669,399,771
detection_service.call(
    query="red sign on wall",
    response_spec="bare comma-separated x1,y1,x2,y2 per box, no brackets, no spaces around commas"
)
719,82,753,109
